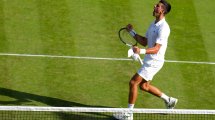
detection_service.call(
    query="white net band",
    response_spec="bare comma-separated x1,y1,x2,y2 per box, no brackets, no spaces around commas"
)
0,106,214,114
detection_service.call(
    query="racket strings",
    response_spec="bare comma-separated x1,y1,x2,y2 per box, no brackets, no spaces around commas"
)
119,28,137,46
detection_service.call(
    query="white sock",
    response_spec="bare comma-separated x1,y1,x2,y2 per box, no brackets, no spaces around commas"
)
128,104,134,109
160,93,170,103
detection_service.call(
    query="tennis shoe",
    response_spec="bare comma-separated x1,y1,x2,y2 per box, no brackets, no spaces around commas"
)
165,97,178,109
113,112,133,120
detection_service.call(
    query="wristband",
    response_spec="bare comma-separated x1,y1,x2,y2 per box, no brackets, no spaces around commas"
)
140,49,146,54
129,29,137,37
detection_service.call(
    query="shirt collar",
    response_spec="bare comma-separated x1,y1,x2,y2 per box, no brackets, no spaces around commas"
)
154,18,165,26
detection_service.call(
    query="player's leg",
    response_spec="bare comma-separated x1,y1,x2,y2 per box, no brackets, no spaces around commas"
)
140,81,178,109
128,73,143,108
113,73,142,120
139,80,162,97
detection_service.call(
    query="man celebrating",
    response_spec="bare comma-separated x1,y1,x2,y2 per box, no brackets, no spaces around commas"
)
114,0,177,119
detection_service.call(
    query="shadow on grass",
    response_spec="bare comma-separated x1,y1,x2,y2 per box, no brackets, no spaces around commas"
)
0,87,117,120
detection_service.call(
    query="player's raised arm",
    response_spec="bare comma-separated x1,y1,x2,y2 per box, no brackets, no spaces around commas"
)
126,24,147,47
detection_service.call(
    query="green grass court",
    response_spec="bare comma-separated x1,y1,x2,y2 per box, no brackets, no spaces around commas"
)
0,0,215,110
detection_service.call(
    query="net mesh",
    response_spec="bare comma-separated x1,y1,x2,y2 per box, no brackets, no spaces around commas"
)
0,106,215,120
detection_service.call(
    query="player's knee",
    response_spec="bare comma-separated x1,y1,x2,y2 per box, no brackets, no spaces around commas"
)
129,74,142,87
129,79,139,87
140,83,149,91
129,80,135,87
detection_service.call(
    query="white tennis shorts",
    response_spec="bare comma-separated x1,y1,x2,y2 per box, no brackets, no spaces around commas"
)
137,59,164,81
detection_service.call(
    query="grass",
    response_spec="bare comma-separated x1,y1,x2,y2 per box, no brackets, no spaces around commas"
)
0,0,215,112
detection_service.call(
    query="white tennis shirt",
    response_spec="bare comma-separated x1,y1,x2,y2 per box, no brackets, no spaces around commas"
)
144,18,170,63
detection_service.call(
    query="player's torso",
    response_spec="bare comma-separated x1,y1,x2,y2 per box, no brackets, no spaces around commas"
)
144,20,169,63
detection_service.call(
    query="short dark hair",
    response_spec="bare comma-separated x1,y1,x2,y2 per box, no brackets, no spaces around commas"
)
159,0,171,14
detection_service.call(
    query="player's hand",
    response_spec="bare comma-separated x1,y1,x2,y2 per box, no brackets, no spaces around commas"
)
132,54,139,61
132,46,140,54
128,48,139,61
126,24,133,32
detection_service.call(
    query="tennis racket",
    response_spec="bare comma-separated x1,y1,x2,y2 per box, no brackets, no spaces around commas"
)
118,27,143,65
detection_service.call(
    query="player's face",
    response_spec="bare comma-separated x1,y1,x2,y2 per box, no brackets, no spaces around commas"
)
153,2,165,17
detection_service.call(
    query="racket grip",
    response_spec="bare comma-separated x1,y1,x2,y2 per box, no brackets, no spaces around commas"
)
129,29,137,37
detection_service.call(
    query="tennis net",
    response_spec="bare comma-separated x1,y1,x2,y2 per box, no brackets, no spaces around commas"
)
0,106,215,120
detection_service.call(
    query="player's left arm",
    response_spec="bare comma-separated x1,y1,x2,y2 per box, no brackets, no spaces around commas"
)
145,43,161,54
133,43,161,54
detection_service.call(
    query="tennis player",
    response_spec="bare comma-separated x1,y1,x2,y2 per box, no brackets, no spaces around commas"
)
114,1,178,119
127,0,178,110
114,1,177,119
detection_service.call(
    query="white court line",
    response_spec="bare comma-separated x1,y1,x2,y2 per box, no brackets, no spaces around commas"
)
0,53,215,65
